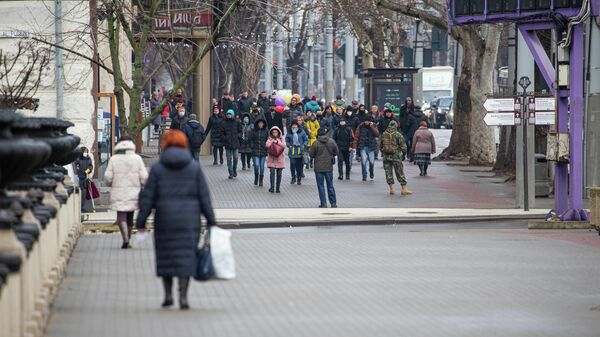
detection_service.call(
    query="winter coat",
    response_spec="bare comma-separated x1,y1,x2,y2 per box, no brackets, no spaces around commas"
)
265,111,284,131
74,155,93,189
183,120,206,151
103,140,148,212
399,102,415,134
320,114,339,134
304,100,321,113
306,119,320,147
250,116,269,157
266,127,286,169
257,97,271,114
222,118,242,150
206,114,224,147
333,125,354,152
412,127,436,154
238,97,256,114
356,110,368,123
170,116,188,131
136,147,216,278
407,111,428,142
285,129,308,159
380,121,408,160
239,115,254,154
309,134,339,173
221,98,238,114
378,115,398,135
353,122,380,152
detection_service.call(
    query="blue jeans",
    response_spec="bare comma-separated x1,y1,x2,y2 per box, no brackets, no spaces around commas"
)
190,150,200,161
360,148,375,178
315,171,336,206
252,156,266,176
226,149,238,176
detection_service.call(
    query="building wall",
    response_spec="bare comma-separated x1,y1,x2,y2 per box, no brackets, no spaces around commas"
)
0,1,96,149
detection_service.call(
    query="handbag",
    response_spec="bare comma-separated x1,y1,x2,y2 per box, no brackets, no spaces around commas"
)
268,140,284,157
323,143,336,165
302,150,310,165
194,230,214,281
86,180,100,200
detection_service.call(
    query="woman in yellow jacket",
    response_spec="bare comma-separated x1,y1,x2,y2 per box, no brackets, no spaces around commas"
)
305,110,320,169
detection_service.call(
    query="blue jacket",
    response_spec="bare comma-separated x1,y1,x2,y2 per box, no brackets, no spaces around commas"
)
136,147,216,277
285,129,308,158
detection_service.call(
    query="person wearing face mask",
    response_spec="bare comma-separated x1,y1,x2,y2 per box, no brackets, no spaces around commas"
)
266,126,286,193
333,118,355,180
170,105,188,131
206,105,225,165
353,115,380,181
305,111,320,169
75,147,94,212
239,113,254,170
250,116,269,186
356,103,368,123
222,109,243,179
285,120,308,185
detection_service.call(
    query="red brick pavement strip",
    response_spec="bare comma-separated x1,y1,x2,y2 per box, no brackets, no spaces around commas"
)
509,229,600,249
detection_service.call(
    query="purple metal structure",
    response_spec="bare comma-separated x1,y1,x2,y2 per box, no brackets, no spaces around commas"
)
448,0,599,220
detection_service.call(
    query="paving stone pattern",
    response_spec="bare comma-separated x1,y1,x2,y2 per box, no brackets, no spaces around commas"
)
46,227,600,337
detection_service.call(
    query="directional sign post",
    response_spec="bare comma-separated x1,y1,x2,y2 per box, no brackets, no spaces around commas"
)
483,98,515,126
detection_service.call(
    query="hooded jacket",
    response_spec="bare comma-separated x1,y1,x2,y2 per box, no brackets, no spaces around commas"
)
104,140,148,212
309,128,339,173
184,119,206,151
353,118,380,151
305,100,321,113
306,118,320,147
266,126,286,169
285,127,309,159
250,116,269,157
136,147,216,277
407,110,428,141
222,113,242,150
380,120,407,160
333,122,355,152
239,113,254,153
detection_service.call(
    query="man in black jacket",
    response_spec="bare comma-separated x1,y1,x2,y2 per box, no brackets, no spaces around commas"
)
183,114,206,161
237,90,256,115
309,128,340,208
257,91,270,114
265,104,284,131
406,107,428,160
399,97,415,136
222,109,242,179
333,118,355,180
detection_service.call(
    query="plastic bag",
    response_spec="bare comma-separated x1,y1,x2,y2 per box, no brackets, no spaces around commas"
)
210,226,236,280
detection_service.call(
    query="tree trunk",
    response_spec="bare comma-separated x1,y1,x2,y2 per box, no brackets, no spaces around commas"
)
437,39,472,159
494,126,516,173
467,26,501,165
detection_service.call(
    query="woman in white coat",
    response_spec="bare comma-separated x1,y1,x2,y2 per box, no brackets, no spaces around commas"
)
104,136,148,248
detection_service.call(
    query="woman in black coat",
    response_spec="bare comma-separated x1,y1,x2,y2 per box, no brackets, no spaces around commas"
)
136,130,216,310
206,105,225,165
74,147,93,212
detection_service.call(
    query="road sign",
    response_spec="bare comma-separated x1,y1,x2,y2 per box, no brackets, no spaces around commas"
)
519,76,531,90
535,111,555,125
483,98,514,112
484,112,516,126
534,97,556,111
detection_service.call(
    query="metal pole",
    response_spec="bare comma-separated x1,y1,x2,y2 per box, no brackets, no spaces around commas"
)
344,35,355,101
276,27,284,90
264,3,273,93
522,90,529,212
55,0,64,120
325,12,334,102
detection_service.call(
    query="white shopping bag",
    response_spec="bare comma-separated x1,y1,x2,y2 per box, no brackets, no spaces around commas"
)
210,226,236,280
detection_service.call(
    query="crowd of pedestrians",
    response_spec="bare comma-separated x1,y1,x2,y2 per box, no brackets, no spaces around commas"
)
140,88,437,207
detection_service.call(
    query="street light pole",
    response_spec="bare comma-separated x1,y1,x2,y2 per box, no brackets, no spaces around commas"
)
55,0,64,120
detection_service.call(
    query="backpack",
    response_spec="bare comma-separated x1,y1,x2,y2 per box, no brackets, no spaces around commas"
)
189,125,205,149
382,131,398,155
268,141,284,157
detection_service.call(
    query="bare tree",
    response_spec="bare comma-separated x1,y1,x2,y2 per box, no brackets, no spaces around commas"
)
0,42,50,110
33,0,243,138
379,0,501,165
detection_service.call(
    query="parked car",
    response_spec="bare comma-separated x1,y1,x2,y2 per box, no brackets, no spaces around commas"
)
429,96,454,129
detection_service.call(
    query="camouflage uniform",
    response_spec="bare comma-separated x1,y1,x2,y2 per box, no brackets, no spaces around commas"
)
380,121,408,186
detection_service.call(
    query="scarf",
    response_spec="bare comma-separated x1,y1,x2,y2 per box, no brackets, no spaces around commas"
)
292,130,300,146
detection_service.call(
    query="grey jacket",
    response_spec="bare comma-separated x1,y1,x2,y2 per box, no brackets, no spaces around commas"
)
309,135,339,173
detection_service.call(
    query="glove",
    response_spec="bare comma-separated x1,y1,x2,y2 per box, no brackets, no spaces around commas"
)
85,169,91,174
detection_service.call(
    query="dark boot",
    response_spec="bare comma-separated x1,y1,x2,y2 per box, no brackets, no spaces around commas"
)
369,164,374,180
178,277,190,310
276,169,282,193
291,176,296,184
118,221,130,249
419,164,424,176
259,175,264,187
297,178,301,185
254,172,259,186
424,164,429,176
161,277,173,307
269,171,275,193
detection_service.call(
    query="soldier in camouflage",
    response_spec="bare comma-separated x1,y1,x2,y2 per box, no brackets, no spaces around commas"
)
380,120,413,196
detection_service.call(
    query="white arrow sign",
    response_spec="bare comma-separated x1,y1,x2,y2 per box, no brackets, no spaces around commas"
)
484,112,516,126
484,98,515,112
535,111,555,125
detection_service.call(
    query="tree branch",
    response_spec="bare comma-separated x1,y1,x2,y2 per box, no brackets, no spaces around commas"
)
31,36,115,75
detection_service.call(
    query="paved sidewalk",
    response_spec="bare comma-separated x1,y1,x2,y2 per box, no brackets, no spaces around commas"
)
45,226,600,337
83,208,552,228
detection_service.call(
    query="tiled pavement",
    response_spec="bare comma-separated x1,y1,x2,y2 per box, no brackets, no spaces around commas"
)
46,226,600,337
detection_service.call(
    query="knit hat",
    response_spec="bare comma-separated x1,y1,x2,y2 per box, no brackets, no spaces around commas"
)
161,129,189,149
317,127,328,137
226,109,235,118
420,121,428,127
189,114,197,121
